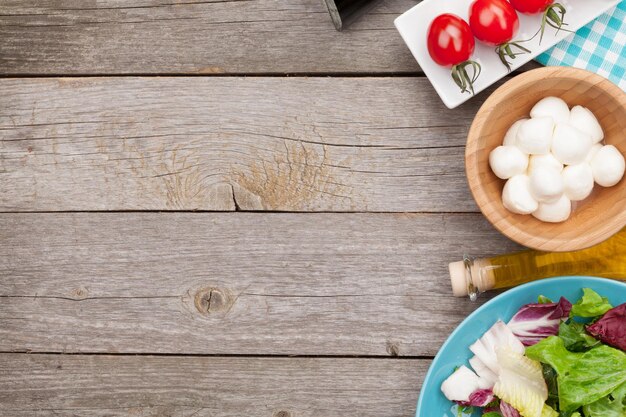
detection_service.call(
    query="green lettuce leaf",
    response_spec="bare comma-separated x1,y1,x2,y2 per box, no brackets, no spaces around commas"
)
538,295,553,304
558,321,601,352
570,289,612,318
541,364,559,410
582,381,626,417
525,336,626,413
540,404,559,417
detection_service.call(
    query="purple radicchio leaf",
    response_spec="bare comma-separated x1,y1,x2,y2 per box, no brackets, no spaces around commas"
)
482,401,500,414
483,406,500,414
456,389,495,407
507,296,572,346
500,401,521,417
586,302,626,351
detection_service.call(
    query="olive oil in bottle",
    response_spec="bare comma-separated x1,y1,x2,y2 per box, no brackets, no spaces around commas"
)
449,229,626,300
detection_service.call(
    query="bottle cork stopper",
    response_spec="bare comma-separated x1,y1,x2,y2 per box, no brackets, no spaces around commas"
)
449,260,468,297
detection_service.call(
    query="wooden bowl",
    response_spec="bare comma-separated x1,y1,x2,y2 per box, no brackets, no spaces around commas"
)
466,67,626,252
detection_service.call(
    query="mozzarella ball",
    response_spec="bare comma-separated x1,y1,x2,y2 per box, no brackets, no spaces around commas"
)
532,195,571,223
585,143,603,163
562,164,594,201
570,105,604,143
489,146,529,179
528,153,563,175
530,96,570,124
516,117,554,155
503,118,528,147
590,145,625,187
529,166,564,203
502,175,539,214
551,123,593,165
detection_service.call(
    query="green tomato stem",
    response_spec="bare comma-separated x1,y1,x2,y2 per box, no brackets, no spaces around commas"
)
495,41,531,72
451,60,481,95
540,3,573,43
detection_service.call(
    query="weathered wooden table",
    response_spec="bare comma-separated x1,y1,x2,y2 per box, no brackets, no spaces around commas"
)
0,1,530,416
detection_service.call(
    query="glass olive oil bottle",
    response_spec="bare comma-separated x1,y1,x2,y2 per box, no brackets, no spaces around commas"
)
450,229,626,300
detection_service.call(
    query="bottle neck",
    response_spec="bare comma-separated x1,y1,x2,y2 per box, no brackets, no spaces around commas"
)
462,255,497,300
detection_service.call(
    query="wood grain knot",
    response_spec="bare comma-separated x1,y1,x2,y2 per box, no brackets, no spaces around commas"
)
386,341,400,357
70,287,89,300
194,287,232,314
273,411,293,417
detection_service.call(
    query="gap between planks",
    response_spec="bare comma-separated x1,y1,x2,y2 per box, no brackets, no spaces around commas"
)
0,72,427,78
0,351,435,360
0,210,481,214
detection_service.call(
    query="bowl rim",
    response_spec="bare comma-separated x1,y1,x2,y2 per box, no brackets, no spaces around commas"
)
414,275,626,417
466,66,626,252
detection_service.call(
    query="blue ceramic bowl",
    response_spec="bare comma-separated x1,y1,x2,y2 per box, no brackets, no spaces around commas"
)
415,276,626,417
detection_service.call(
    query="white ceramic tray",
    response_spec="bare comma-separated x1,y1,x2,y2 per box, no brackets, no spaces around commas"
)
394,0,621,109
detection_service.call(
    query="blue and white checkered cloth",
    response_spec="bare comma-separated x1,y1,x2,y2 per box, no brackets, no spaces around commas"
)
536,1,626,90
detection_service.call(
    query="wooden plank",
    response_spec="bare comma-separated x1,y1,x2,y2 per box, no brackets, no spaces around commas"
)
0,76,499,212
0,353,427,417
0,0,543,76
0,212,522,355
0,0,422,75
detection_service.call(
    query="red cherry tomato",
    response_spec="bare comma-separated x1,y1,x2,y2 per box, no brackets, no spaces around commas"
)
509,0,554,14
427,14,481,95
469,0,519,46
427,14,475,67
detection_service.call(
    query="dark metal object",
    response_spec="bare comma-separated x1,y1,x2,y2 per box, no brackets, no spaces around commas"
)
323,0,382,31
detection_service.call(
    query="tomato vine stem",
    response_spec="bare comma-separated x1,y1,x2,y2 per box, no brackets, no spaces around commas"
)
540,3,572,43
495,42,531,72
451,60,482,95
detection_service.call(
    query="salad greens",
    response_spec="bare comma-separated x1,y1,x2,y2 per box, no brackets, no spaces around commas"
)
541,364,558,411
570,288,613,318
582,381,626,417
492,347,547,417
587,303,626,351
537,295,553,304
441,288,626,417
507,297,571,346
525,336,626,413
557,321,601,352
